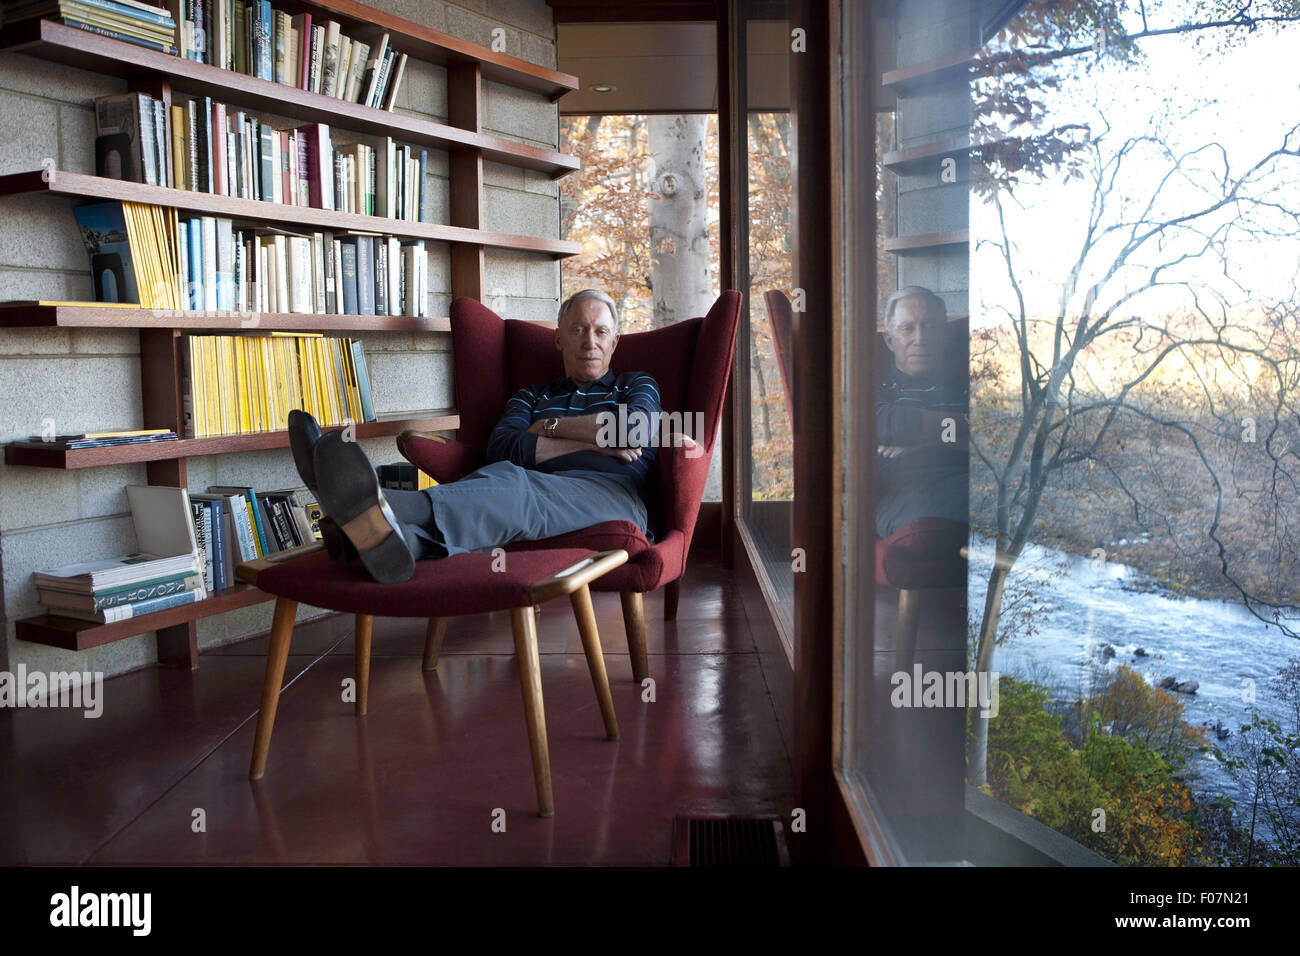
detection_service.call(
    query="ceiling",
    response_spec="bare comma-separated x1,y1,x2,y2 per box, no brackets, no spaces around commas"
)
555,20,792,114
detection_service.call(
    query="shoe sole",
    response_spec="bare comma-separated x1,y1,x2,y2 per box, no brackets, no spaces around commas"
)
314,437,415,584
288,409,323,494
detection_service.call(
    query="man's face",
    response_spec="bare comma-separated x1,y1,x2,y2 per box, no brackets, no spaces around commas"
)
556,298,619,383
883,295,946,377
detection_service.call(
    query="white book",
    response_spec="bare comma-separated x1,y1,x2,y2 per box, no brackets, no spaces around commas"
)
345,40,369,103
311,232,326,314
124,484,204,589
335,35,352,99
362,33,389,107
273,234,289,312
322,21,341,97
384,53,408,111
310,24,325,93
201,216,218,311
387,237,401,316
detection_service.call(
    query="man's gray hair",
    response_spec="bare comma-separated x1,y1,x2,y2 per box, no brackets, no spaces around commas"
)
558,289,620,335
883,286,946,331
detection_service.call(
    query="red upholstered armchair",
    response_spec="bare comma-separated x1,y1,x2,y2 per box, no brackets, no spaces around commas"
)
397,291,742,681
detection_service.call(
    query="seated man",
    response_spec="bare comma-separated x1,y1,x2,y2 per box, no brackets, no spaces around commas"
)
875,285,969,539
289,289,664,584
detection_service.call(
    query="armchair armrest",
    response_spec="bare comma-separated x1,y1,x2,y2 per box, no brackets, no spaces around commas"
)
396,430,484,483
656,433,711,539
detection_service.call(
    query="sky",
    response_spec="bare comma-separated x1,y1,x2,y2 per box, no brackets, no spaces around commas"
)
969,6,1300,328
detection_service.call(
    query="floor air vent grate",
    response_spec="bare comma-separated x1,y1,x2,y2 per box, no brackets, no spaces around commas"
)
672,816,791,867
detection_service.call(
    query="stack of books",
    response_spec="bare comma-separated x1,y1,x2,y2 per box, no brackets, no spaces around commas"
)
180,332,376,437
94,92,172,188
72,200,183,309
170,3,407,110
190,485,318,590
33,485,204,624
3,0,179,54
23,428,178,450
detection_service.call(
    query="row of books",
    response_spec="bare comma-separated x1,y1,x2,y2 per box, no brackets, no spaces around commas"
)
72,201,431,317
95,91,430,222
4,0,178,54
173,219,430,316
72,200,184,310
181,332,376,438
26,428,178,449
190,485,319,592
170,2,407,111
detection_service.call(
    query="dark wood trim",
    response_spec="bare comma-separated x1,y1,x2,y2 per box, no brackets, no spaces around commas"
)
0,21,579,177
4,411,460,469
718,0,737,569
884,229,969,253
0,170,580,258
15,583,273,651
548,1,719,22
790,0,834,867
0,303,452,332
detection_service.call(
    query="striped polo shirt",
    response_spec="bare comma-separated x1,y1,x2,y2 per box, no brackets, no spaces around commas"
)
486,369,663,491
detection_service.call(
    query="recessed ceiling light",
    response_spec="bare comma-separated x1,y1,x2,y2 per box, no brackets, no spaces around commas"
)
589,84,616,93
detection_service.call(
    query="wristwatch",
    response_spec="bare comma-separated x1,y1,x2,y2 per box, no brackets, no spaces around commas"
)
542,417,560,436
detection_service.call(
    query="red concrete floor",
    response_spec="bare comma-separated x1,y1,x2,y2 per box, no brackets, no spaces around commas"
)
0,558,794,866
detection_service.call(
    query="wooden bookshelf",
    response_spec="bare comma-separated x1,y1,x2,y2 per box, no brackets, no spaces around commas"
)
884,229,970,254
4,410,460,469
16,584,274,652
882,135,971,174
880,49,976,94
0,2,578,667
0,20,580,179
0,170,580,258
0,302,453,331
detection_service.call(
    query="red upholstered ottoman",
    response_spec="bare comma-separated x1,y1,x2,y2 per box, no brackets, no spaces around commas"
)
236,543,630,817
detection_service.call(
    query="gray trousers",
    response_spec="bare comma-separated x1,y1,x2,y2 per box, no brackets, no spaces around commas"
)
391,460,650,559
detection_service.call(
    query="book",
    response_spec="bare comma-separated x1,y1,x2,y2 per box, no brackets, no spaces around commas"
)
93,92,152,185
208,485,269,556
126,484,202,565
339,236,357,314
355,234,375,315
34,552,199,591
73,201,141,304
49,587,204,624
384,53,408,111
39,572,203,612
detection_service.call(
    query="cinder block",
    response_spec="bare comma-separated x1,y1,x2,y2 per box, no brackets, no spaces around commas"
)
484,186,556,236
896,87,969,145
70,329,140,355
505,297,556,323
427,244,451,294
483,249,529,296
896,17,975,64
78,463,148,520
58,102,98,175
0,195,91,272
483,81,557,147
425,174,450,222
0,466,80,533
0,324,72,356
0,356,141,442
521,32,557,70
897,183,969,234
0,50,125,102
0,90,59,175
0,266,83,304
381,0,448,32
446,6,511,53
898,255,940,292
365,349,452,414
523,168,559,197
394,59,447,122
525,256,559,299
483,159,525,191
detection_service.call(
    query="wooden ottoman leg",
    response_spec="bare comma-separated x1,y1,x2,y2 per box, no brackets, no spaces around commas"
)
510,606,554,817
422,617,447,671
250,598,299,780
570,584,619,741
895,589,922,670
619,591,650,683
354,614,372,717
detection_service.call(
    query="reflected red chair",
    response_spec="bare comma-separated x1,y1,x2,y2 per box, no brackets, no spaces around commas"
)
763,290,796,420
398,292,743,681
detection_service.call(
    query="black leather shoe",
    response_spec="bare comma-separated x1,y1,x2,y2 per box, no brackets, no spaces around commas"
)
319,516,359,563
312,432,415,584
288,409,324,494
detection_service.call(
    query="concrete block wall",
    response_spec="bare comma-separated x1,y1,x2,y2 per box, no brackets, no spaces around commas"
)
0,0,563,676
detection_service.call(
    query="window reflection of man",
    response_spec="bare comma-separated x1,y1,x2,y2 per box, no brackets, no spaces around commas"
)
875,286,969,539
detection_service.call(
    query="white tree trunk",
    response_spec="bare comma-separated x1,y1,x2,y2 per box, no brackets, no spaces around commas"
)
647,114,712,328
